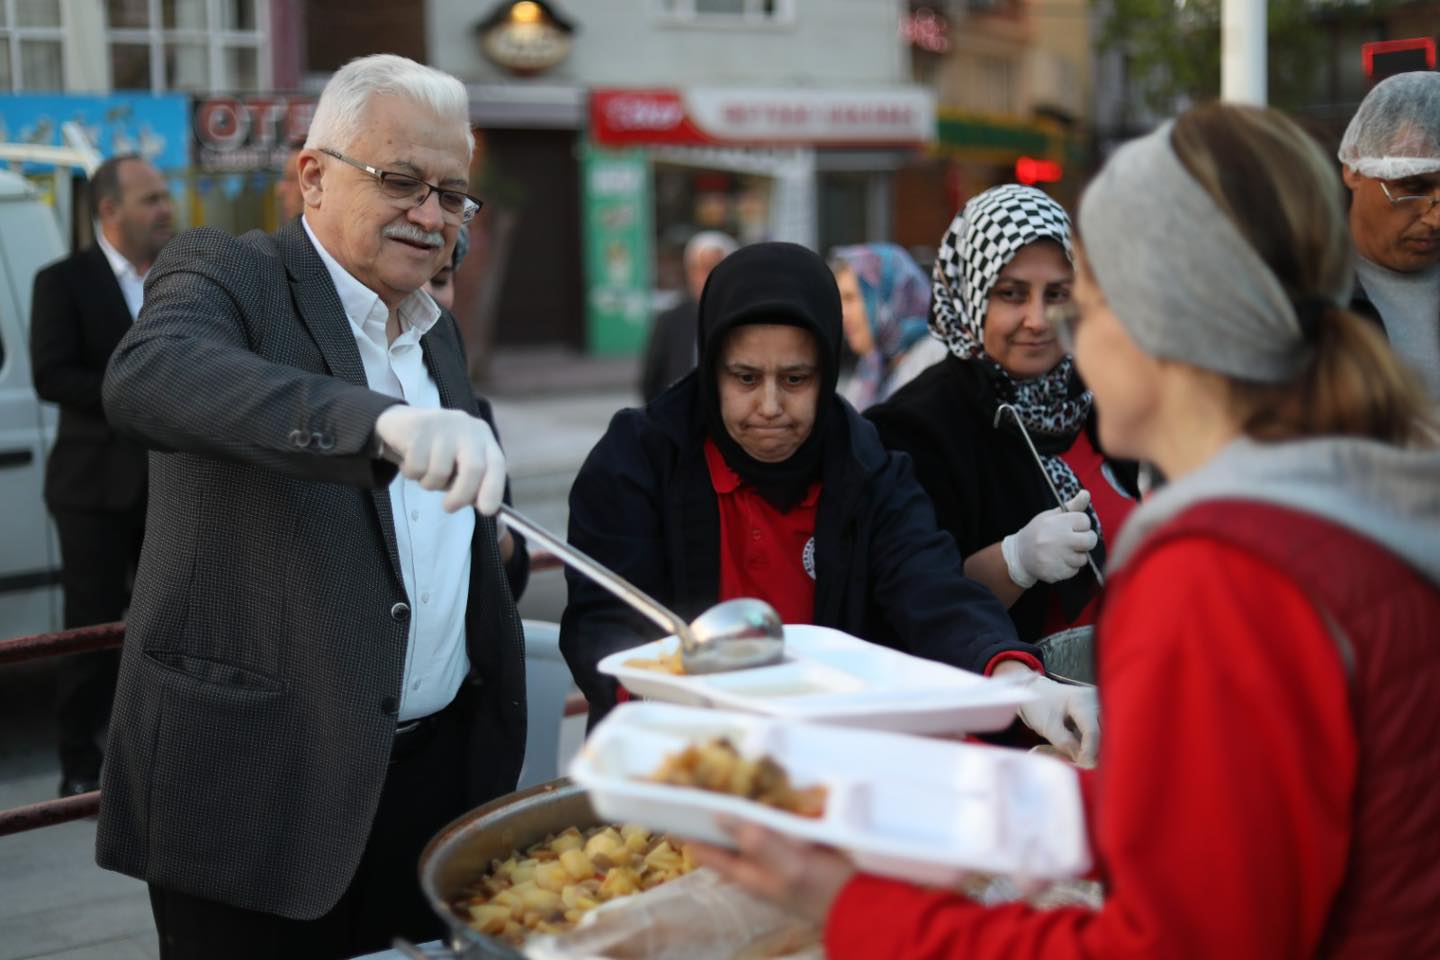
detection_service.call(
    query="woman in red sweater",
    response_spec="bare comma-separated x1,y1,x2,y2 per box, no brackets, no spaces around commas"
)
695,104,1440,958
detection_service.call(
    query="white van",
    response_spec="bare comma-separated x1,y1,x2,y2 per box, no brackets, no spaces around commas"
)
0,170,66,641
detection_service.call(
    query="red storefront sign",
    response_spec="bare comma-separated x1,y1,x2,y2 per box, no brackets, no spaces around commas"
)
590,88,934,148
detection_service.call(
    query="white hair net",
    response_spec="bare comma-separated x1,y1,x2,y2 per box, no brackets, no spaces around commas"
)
1338,71,1440,180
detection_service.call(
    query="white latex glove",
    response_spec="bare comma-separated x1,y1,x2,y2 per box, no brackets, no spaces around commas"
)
373,405,507,515
1000,490,1098,588
996,663,1100,765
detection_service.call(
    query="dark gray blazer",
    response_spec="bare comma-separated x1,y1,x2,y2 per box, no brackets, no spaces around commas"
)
96,220,527,920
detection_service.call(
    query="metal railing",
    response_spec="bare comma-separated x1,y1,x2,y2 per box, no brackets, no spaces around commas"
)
0,552,582,837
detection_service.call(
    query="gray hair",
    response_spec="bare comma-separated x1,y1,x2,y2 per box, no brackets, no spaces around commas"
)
305,54,473,158
684,230,739,265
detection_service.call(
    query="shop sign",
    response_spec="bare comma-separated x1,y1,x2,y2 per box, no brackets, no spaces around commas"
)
581,144,653,355
0,93,190,170
477,0,575,76
194,96,315,171
590,88,935,148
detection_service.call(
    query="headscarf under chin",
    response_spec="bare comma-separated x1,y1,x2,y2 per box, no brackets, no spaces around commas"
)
930,184,1099,533
696,242,844,513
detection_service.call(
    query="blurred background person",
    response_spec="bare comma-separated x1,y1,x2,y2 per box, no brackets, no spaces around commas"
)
275,136,306,223
564,242,1097,761
1337,70,1440,404
425,224,469,312
28,154,173,797
867,186,1137,645
698,101,1440,960
830,243,946,411
639,230,737,403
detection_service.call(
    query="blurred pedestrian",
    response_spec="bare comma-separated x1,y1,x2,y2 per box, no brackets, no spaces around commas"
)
424,221,468,312
563,242,1098,760
831,242,945,410
639,230,737,403
697,102,1440,960
866,187,1138,645
97,54,523,958
275,136,306,222
1338,71,1440,402
29,154,173,798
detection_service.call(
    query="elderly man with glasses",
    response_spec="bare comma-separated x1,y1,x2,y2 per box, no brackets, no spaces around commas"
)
1339,70,1440,402
96,54,524,957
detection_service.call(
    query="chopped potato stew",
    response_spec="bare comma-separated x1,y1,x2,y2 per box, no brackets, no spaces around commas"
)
458,824,696,943
648,737,827,818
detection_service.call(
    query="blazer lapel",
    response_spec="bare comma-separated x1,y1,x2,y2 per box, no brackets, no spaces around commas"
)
278,221,403,582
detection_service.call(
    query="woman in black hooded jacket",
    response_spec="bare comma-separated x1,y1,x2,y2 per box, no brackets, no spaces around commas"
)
559,242,1097,760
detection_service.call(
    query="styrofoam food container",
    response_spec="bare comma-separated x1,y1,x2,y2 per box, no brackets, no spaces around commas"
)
598,624,1037,735
569,702,1091,885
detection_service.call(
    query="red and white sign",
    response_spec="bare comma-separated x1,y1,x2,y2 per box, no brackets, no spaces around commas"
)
590,88,935,148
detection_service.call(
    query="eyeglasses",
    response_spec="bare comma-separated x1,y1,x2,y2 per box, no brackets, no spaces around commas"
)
1046,302,1081,354
1379,179,1440,215
319,148,483,224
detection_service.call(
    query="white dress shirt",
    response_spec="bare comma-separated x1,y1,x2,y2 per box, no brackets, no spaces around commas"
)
95,230,146,319
302,217,476,721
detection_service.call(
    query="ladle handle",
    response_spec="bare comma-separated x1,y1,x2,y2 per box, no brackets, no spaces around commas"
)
497,504,693,643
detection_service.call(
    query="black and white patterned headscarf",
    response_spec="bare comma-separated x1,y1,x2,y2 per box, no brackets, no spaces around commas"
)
931,185,1098,532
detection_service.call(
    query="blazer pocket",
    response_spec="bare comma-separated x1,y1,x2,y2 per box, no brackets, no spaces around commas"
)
141,649,286,695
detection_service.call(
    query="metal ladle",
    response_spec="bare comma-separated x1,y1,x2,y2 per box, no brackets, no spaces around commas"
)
496,505,785,674
993,403,1105,586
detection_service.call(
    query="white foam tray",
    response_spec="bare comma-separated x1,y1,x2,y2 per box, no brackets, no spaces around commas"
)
569,702,1091,886
598,624,1037,735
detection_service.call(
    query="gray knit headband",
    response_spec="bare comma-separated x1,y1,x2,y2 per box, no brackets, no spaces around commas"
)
1079,122,1341,383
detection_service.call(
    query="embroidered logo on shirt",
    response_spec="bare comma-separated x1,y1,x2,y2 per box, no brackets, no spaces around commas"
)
802,537,816,580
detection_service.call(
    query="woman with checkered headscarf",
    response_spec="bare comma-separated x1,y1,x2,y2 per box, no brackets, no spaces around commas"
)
868,185,1139,655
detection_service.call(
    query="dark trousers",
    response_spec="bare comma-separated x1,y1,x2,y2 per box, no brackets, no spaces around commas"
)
52,505,145,781
148,690,472,960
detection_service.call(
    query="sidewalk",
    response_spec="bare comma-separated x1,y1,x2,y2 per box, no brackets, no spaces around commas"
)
0,375,636,960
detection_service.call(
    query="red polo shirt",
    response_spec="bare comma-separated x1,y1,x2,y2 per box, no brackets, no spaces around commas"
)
703,438,820,625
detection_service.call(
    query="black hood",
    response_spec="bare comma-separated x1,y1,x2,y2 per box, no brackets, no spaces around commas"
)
696,242,844,512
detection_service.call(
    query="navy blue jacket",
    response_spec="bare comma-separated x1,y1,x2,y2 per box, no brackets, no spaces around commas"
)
560,374,1031,724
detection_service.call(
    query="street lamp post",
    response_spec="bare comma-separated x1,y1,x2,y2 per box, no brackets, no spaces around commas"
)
1221,0,1267,105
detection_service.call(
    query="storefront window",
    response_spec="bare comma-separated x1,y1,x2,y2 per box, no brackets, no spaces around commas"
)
164,43,207,90
657,0,790,23
18,37,59,88
110,42,151,89
223,44,257,90
14,0,59,28
220,0,255,31
652,161,773,292
163,0,207,29
106,0,150,28
107,0,267,92
0,0,64,89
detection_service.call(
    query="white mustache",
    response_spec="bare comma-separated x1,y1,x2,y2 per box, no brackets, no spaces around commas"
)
383,223,444,249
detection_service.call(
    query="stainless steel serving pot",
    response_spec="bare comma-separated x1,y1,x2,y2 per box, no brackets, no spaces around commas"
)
415,779,599,960
1038,626,1096,686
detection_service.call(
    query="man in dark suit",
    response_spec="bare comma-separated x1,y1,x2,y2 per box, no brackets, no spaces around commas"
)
29,154,173,797
97,54,525,958
638,230,736,403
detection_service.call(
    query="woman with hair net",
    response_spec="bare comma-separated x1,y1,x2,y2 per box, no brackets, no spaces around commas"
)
1338,70,1440,402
